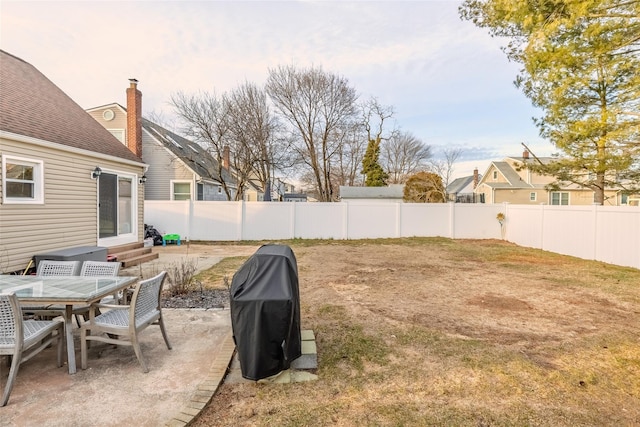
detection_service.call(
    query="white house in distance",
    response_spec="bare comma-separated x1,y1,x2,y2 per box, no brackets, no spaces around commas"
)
447,168,481,203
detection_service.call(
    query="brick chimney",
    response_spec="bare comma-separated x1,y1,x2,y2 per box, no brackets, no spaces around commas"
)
523,149,529,160
126,78,143,158
473,168,479,188
222,146,230,170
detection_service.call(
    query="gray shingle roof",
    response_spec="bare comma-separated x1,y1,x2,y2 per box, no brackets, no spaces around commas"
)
493,161,533,188
142,119,235,185
0,50,141,163
447,175,477,193
339,185,404,199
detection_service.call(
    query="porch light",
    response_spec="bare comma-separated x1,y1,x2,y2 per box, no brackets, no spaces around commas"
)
139,174,147,184
91,166,102,179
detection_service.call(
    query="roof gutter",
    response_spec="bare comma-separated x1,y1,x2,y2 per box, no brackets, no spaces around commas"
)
1,130,147,169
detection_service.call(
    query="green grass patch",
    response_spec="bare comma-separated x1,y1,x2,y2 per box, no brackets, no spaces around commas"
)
194,256,249,289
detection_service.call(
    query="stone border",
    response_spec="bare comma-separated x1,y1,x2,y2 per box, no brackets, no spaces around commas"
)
165,331,236,426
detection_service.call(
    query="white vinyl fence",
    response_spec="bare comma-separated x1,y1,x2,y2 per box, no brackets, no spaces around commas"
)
145,201,640,269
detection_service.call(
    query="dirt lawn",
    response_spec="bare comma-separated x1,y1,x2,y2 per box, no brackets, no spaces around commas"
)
192,238,640,426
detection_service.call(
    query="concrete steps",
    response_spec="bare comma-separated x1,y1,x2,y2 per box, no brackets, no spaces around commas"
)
108,242,159,268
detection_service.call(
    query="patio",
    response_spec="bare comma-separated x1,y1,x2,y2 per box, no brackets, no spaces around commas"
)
1,308,233,426
1,243,260,426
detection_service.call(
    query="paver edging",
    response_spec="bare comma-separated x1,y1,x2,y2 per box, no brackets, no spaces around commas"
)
165,329,236,426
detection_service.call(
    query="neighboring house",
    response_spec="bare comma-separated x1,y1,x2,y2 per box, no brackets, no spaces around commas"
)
243,178,265,202
0,50,146,273
339,185,404,203
283,193,308,202
241,174,305,202
86,81,236,201
475,150,631,205
447,169,482,203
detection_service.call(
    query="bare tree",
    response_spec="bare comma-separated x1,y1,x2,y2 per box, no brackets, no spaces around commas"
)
266,65,358,202
360,98,393,186
331,121,367,187
170,91,239,200
429,147,463,201
381,131,433,184
226,81,291,200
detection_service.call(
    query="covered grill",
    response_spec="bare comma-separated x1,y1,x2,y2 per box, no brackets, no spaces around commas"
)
230,244,301,380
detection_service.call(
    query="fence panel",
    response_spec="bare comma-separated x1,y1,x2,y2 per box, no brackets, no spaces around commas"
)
144,200,640,269
345,202,399,239
399,203,450,237
541,206,596,260
144,201,191,239
453,204,502,239
293,203,344,239
192,202,241,241
594,206,640,268
242,202,294,240
504,205,544,249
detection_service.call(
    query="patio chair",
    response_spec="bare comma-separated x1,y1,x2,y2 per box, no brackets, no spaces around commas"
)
79,260,120,277
36,260,82,276
80,261,122,304
80,271,172,373
1,292,64,407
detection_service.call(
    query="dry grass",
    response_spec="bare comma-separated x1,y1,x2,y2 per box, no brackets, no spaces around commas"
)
192,238,640,426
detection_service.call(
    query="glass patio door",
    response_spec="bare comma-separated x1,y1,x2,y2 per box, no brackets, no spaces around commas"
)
99,173,133,238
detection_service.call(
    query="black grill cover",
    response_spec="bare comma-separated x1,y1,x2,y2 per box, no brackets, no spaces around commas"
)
230,244,302,380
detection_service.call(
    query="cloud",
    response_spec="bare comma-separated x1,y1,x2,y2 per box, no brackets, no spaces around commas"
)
1,0,553,170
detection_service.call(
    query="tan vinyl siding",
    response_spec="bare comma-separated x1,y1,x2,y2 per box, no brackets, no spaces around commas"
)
493,189,541,204
475,183,494,204
87,106,128,146
0,137,143,273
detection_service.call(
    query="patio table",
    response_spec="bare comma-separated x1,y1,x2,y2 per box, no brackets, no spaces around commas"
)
0,274,138,374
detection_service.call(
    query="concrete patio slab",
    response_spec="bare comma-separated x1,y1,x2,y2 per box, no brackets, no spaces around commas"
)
1,308,233,427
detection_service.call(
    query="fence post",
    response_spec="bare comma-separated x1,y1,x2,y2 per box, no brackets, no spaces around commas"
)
449,202,455,239
592,204,598,261
343,202,349,239
188,199,194,242
502,202,509,241
540,204,546,250
290,202,296,238
239,200,246,241
396,202,402,238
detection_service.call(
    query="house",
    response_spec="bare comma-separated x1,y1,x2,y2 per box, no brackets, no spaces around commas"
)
339,185,404,203
283,193,308,202
0,50,147,273
243,178,266,201
474,150,630,205
86,81,236,201
447,168,482,203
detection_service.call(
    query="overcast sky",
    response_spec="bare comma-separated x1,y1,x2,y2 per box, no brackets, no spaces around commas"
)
1,0,553,179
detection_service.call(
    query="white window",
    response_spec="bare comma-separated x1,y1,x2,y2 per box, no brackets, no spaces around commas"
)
530,192,537,202
172,181,191,200
492,170,498,180
551,192,569,205
2,155,44,204
108,129,125,143
197,183,204,200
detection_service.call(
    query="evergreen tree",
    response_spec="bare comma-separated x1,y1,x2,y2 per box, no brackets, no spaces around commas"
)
460,0,640,204
362,138,388,187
